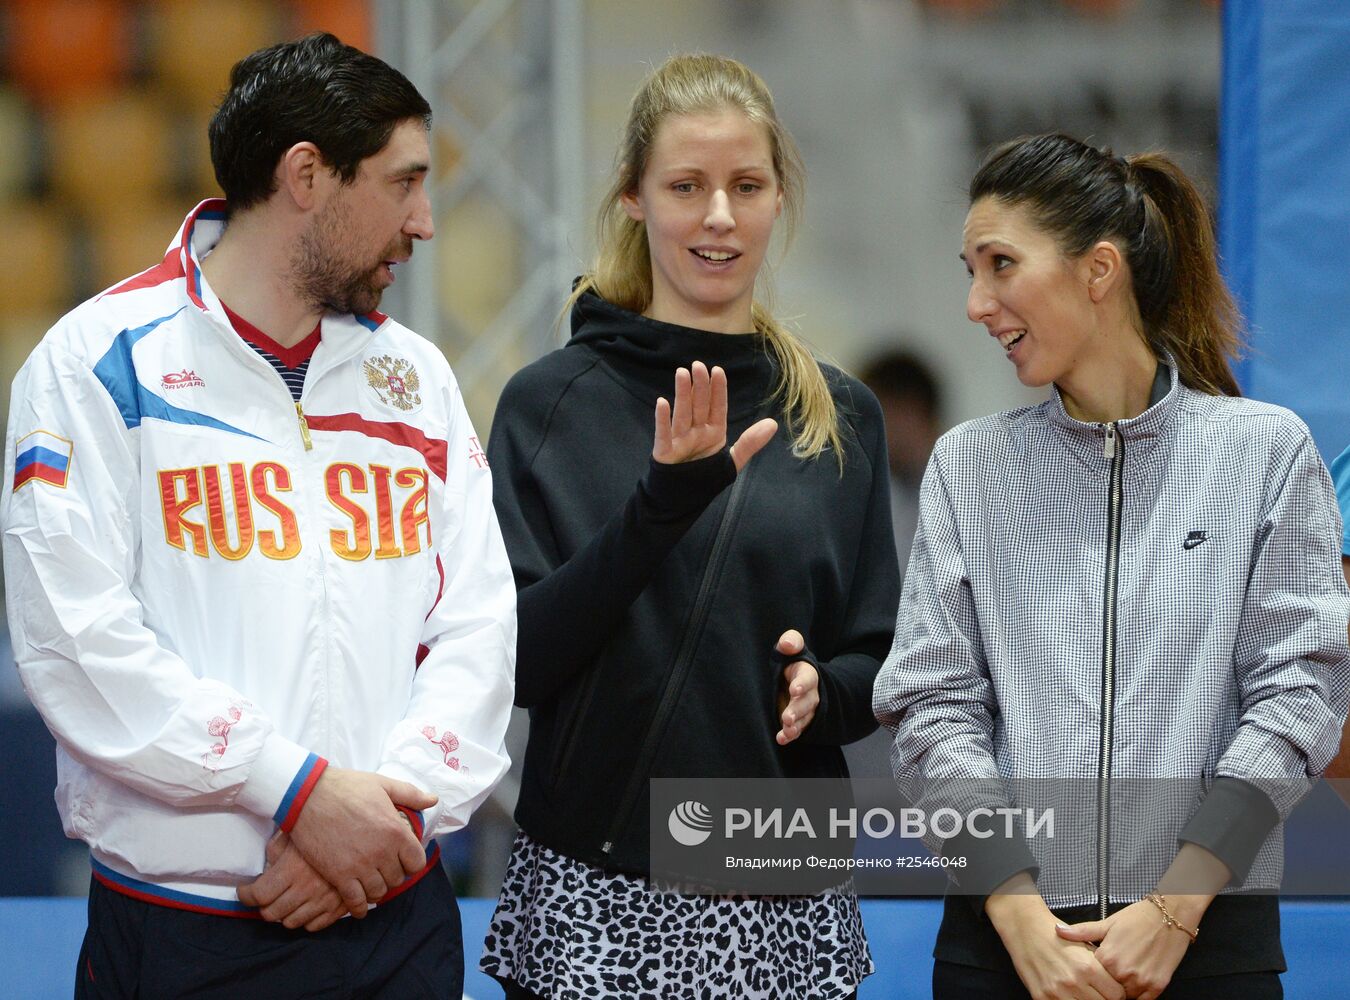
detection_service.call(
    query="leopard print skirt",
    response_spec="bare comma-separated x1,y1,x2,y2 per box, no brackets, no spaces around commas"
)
480,830,872,999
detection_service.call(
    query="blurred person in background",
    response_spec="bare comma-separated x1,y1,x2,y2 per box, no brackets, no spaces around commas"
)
845,352,944,788
478,53,900,999
859,350,944,574
1,33,516,998
876,133,1350,1000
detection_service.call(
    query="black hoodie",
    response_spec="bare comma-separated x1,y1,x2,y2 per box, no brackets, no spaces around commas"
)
487,291,901,875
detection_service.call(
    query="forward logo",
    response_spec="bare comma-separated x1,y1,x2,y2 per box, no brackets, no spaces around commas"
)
162,368,205,391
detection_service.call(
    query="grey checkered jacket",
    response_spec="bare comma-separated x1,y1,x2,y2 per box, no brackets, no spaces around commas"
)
874,362,1350,911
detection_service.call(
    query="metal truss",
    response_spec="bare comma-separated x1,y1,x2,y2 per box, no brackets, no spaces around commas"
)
375,0,586,420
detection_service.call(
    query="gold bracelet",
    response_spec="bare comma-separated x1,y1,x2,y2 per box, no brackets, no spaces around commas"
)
1145,893,1199,943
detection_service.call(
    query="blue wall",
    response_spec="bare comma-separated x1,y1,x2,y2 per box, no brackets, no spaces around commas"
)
1222,1,1350,466
2,897,1347,999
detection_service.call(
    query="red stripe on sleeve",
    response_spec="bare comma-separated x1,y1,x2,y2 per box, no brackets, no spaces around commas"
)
278,756,329,833
395,804,426,841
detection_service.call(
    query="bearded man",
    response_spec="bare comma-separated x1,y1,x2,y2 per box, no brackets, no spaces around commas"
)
2,32,516,999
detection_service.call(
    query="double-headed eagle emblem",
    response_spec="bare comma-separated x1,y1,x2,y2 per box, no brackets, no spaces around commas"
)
364,355,422,411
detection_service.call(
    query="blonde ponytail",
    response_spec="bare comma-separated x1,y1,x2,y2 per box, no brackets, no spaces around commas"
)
753,304,845,467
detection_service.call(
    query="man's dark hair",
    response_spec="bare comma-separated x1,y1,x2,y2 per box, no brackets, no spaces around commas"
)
859,351,942,421
209,32,432,216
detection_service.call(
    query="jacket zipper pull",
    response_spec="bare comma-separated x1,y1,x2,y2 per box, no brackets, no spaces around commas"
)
1103,423,1117,459
296,403,313,451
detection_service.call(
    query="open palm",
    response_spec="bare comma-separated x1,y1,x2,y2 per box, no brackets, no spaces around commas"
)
652,360,777,471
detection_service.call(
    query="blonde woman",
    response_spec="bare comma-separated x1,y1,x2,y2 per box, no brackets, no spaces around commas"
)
479,54,900,999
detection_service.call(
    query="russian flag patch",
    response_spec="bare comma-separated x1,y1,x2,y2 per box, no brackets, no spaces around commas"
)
14,430,73,491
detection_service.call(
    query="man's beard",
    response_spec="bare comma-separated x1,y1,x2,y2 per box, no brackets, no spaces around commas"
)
292,202,412,316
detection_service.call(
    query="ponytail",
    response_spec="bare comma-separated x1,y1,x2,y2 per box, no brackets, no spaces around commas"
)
753,303,845,468
1126,155,1242,396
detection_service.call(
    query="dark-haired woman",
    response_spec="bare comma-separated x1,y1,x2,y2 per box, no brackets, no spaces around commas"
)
479,54,899,999
876,133,1350,1000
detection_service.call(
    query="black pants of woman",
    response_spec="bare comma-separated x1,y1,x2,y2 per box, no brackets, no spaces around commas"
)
931,893,1284,1000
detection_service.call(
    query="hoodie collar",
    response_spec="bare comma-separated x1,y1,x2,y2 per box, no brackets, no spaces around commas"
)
567,289,777,419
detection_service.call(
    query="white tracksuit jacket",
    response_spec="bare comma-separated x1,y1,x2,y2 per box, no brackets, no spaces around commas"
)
1,200,516,911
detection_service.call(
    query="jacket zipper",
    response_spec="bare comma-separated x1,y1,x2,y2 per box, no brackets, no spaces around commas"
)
200,290,370,758
1096,422,1124,919
600,465,753,855
296,402,313,450
293,387,331,752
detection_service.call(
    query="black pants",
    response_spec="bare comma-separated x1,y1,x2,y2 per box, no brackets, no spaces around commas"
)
933,960,1283,999
75,866,463,999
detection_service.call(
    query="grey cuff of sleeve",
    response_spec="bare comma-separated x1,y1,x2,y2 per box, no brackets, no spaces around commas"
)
943,825,1039,899
1177,776,1281,886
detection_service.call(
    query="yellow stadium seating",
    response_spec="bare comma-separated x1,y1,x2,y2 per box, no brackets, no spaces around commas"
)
146,0,282,111
0,86,33,199
0,309,60,414
293,0,373,53
46,91,176,211
183,107,226,201
87,197,193,295
5,0,132,106
0,200,73,312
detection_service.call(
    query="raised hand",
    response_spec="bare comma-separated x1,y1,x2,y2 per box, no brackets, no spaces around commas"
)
652,361,777,471
774,629,820,746
286,767,436,918
237,830,347,931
